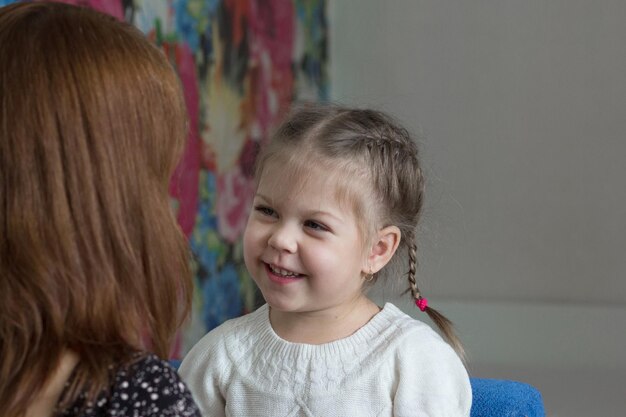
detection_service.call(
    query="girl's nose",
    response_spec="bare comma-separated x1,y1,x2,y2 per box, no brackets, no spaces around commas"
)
267,223,297,253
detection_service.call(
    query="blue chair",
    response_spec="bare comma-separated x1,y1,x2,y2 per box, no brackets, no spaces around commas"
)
470,378,545,417
169,361,545,416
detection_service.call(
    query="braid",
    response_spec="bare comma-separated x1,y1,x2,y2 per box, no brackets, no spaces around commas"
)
404,230,466,362
406,231,420,300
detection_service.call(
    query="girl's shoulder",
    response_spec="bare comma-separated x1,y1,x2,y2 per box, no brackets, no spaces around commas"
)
378,303,460,359
377,303,444,339
383,305,472,415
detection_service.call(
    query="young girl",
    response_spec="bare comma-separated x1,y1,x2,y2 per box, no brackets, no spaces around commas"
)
0,3,200,417
180,105,471,416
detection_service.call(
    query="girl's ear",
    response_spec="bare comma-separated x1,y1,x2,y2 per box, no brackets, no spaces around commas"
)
365,225,401,274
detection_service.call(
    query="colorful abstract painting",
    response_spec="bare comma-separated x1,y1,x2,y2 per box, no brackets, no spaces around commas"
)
1,0,329,357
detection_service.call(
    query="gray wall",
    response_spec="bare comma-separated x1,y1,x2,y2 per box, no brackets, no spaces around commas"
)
329,0,626,305
329,5,626,412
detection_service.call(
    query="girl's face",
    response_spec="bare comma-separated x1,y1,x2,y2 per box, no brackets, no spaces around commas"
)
243,161,370,317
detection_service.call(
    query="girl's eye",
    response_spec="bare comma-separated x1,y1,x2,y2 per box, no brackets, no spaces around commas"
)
304,220,328,232
254,205,276,217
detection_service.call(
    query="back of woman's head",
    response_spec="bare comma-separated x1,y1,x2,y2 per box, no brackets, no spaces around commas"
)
0,2,192,415
257,103,464,357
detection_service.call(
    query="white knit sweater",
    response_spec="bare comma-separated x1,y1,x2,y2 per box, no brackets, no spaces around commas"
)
180,303,471,417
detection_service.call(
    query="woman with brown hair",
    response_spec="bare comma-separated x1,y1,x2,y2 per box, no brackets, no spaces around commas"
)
0,2,200,416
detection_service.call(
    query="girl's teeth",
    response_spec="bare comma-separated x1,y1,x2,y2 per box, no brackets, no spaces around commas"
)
270,265,298,277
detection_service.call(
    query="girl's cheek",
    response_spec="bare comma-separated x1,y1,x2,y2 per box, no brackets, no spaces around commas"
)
242,226,259,257
244,222,269,251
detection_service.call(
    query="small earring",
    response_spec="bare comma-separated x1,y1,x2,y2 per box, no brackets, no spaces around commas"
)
364,271,375,282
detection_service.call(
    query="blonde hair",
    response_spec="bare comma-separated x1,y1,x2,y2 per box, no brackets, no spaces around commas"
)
256,103,465,358
0,3,193,416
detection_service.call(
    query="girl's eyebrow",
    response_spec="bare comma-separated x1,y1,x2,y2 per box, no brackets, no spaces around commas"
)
254,193,272,202
303,210,343,223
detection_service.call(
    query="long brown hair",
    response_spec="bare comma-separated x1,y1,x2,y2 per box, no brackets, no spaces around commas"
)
257,104,465,359
0,3,193,416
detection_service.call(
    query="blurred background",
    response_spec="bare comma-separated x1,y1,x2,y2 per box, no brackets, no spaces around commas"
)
331,2,626,416
3,1,623,415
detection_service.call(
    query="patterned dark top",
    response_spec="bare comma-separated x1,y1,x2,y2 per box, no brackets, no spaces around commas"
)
56,354,201,417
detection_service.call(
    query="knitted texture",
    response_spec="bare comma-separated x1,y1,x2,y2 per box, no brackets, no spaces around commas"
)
180,303,471,417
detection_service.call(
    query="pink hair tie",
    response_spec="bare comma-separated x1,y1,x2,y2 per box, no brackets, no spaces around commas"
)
415,297,428,312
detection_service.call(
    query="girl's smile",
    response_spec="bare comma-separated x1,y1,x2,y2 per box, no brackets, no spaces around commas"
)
243,160,375,338
265,262,306,284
